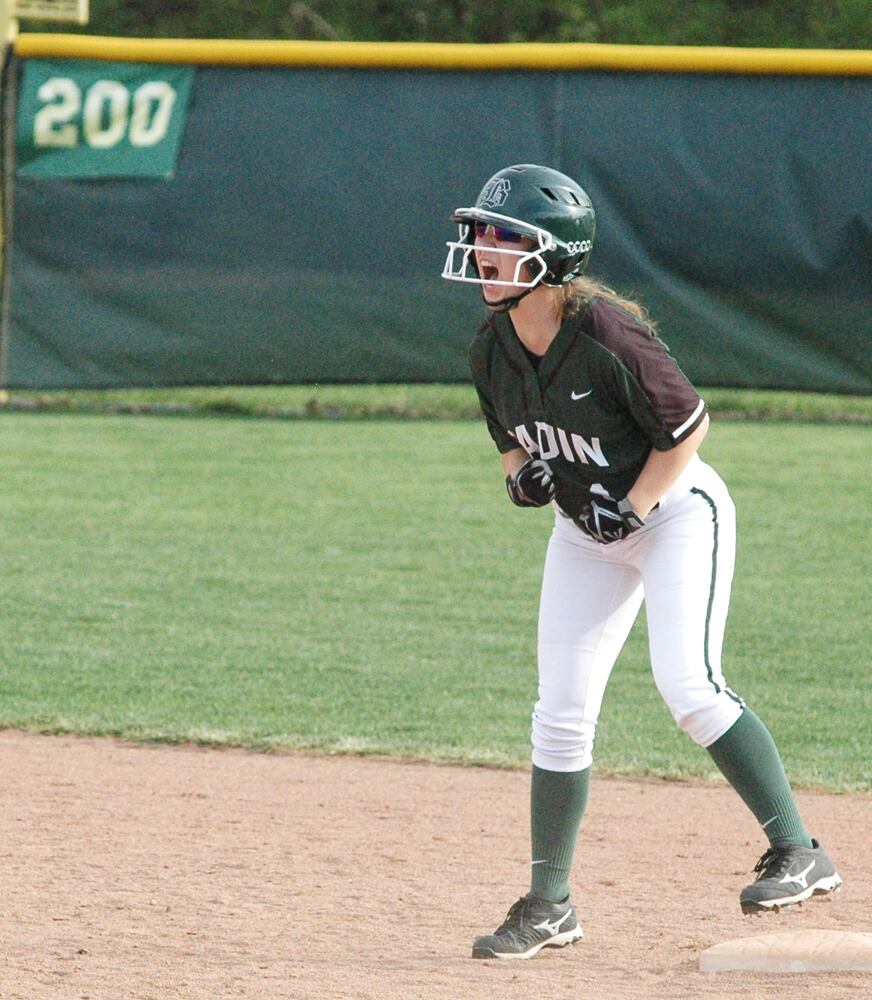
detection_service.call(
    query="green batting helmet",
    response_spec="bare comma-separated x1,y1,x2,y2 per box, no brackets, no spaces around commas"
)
443,163,596,289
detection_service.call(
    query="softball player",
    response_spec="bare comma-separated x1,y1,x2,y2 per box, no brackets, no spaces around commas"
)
442,164,841,960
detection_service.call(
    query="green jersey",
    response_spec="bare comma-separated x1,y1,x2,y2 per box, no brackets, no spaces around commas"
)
469,296,707,516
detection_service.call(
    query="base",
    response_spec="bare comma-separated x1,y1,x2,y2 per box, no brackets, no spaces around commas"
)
700,929,872,973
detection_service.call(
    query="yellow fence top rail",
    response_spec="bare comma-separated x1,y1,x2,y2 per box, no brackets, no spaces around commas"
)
13,34,872,75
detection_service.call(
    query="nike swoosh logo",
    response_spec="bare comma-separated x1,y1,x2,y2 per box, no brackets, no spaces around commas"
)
530,859,548,866
571,390,592,400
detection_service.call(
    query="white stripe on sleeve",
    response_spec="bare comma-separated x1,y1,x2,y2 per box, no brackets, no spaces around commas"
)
672,399,706,440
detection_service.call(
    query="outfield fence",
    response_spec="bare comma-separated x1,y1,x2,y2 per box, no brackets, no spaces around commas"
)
2,36,870,392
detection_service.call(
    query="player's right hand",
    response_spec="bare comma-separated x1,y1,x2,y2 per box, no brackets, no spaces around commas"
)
506,458,556,508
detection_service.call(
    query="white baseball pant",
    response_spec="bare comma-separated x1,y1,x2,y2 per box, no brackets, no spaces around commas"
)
533,456,744,773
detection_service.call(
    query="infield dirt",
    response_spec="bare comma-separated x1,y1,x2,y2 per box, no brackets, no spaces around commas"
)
0,730,869,999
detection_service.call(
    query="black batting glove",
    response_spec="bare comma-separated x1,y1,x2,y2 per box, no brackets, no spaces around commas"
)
506,457,556,508
577,496,646,544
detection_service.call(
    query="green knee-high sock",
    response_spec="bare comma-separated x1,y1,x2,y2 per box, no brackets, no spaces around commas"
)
530,764,590,902
706,708,812,848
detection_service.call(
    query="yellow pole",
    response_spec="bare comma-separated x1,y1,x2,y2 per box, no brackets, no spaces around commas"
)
0,1,15,394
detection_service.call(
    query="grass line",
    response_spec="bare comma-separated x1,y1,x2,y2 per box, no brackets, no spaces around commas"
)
1,384,870,423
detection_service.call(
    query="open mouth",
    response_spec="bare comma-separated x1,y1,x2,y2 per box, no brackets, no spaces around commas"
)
477,256,500,283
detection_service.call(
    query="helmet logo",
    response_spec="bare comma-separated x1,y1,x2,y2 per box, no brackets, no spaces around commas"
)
566,240,593,253
479,178,511,208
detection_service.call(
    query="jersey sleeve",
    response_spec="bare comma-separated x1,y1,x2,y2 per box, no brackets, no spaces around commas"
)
594,303,707,450
469,323,521,455
473,381,519,453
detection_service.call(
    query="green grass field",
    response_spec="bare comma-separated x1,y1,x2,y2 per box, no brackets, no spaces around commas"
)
5,382,872,423
0,408,869,791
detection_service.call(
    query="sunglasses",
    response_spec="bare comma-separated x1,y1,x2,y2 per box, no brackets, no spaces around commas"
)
473,221,525,243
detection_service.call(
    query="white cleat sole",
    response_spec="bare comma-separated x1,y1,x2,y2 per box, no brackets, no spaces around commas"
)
741,874,843,914
473,926,583,960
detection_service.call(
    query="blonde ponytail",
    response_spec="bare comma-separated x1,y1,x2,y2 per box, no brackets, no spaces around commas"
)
560,276,656,329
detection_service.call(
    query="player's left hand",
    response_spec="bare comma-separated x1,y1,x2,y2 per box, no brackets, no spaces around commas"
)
576,496,646,544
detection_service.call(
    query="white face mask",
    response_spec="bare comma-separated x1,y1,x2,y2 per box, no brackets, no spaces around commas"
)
441,217,555,288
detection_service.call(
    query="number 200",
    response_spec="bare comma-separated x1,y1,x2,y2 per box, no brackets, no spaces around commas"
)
34,77,178,149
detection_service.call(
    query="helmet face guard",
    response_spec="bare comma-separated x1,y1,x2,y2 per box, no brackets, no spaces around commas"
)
442,212,554,289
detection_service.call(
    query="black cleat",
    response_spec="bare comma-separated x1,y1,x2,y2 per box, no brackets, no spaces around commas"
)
472,892,583,960
740,839,842,914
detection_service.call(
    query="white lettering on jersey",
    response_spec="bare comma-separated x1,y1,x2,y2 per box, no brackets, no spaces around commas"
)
512,422,609,468
513,424,538,454
535,422,560,460
571,432,608,467
556,428,575,461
